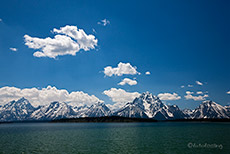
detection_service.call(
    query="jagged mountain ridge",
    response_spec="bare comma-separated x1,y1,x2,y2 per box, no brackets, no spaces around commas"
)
82,102,112,117
192,101,230,119
114,92,187,120
0,97,35,121
0,92,230,121
31,101,77,120
0,98,111,121
118,92,230,120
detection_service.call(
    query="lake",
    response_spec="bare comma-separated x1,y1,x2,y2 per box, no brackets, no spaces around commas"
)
0,122,229,154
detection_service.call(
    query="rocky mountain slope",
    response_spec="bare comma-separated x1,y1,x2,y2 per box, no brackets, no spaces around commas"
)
113,92,187,120
0,92,229,122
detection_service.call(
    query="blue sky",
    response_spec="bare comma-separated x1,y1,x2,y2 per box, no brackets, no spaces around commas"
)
0,0,229,109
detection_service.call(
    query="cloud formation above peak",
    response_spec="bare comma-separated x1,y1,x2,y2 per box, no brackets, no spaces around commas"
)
24,25,98,58
158,93,181,101
118,78,137,86
0,86,101,107
103,88,140,103
184,91,208,101
104,62,140,77
103,88,140,111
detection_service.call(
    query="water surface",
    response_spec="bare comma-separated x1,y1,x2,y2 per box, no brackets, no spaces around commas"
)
0,122,229,154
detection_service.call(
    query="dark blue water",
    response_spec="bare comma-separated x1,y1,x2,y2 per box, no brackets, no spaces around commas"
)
0,122,229,154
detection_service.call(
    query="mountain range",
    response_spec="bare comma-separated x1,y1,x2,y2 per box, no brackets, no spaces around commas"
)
0,92,230,122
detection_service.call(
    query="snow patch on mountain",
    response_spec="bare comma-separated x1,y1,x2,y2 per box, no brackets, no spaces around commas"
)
114,92,186,120
0,95,229,122
192,101,229,119
0,97,35,121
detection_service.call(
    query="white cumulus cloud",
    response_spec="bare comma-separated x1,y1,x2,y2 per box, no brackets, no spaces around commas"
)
145,71,151,75
196,81,203,86
24,25,98,58
0,19,2,22
157,93,181,101
184,91,208,101
103,88,140,103
227,91,230,95
9,48,17,52
106,102,125,111
103,88,140,111
188,84,193,87
53,25,97,51
103,62,140,77
118,78,137,86
196,91,203,94
97,19,110,26
186,91,194,95
0,86,101,107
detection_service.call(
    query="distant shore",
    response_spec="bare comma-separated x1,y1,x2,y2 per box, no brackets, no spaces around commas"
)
2,116,230,124
51,116,230,123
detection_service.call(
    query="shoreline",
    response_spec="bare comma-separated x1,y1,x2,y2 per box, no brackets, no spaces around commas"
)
1,116,230,124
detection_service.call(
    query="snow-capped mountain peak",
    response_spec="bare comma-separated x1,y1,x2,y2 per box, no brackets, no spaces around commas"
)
139,92,161,103
0,95,229,122
192,100,229,119
0,97,35,121
81,102,111,117
182,108,193,116
114,92,186,120
31,101,76,120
